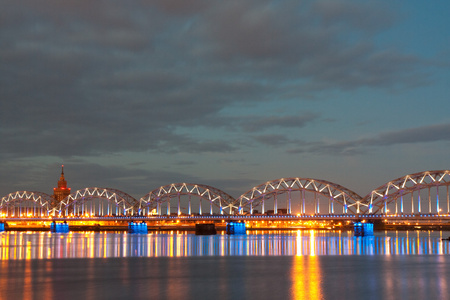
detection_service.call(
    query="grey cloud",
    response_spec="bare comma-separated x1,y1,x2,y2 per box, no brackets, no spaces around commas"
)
0,0,433,161
189,113,320,133
0,124,236,159
312,0,395,33
155,136,237,154
368,123,450,146
253,134,294,146
301,47,424,89
150,0,210,15
93,71,189,92
199,0,425,89
240,114,319,132
288,123,450,155
175,161,196,166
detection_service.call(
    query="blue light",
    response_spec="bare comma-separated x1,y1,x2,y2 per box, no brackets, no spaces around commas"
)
128,221,148,234
226,221,246,235
353,222,373,237
0,222,5,232
50,221,69,233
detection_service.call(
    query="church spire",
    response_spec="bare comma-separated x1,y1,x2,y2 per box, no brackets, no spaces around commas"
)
58,165,67,188
60,165,65,181
53,165,70,203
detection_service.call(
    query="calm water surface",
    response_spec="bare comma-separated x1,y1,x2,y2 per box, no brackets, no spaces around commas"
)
0,230,449,299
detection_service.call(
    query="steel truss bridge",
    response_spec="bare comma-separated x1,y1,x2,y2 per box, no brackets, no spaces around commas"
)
1,170,450,222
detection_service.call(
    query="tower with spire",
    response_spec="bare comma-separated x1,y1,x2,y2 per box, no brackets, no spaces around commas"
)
52,165,71,205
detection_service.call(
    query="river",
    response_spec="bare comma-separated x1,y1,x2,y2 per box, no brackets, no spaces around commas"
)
0,230,449,299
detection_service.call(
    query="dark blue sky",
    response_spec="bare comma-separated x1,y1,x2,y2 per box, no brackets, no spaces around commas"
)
1,0,449,199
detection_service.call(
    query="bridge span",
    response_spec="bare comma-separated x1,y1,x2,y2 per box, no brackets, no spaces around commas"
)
2,213,450,223
2,213,450,232
1,170,450,220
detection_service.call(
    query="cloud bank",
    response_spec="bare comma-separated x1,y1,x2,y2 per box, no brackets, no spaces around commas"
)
0,0,429,160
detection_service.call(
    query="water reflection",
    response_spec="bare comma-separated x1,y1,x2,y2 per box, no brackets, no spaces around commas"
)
291,255,323,300
1,230,450,260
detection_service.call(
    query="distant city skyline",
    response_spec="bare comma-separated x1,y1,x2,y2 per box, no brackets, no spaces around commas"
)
1,0,449,199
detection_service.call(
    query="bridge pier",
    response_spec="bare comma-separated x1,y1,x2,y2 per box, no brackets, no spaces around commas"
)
128,221,148,234
226,221,246,235
50,221,69,233
353,222,373,237
195,223,217,235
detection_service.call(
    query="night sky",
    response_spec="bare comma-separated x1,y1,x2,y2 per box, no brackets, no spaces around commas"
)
1,0,449,200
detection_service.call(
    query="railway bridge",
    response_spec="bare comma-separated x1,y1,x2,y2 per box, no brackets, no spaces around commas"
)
1,170,449,226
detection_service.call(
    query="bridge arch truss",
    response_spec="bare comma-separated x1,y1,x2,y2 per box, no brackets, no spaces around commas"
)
139,183,236,216
363,170,450,214
236,178,363,215
0,191,53,217
56,187,139,216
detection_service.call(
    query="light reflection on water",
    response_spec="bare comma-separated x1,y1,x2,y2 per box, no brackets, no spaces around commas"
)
1,231,450,300
1,230,450,260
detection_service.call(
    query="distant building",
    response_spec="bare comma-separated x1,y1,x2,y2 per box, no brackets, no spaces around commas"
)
52,165,71,205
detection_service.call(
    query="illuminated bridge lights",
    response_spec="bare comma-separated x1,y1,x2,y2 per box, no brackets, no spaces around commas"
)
236,177,363,216
2,212,450,224
363,170,450,215
138,183,236,216
353,222,374,237
50,221,69,233
0,191,53,217
128,221,148,234
57,187,138,217
1,170,450,219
